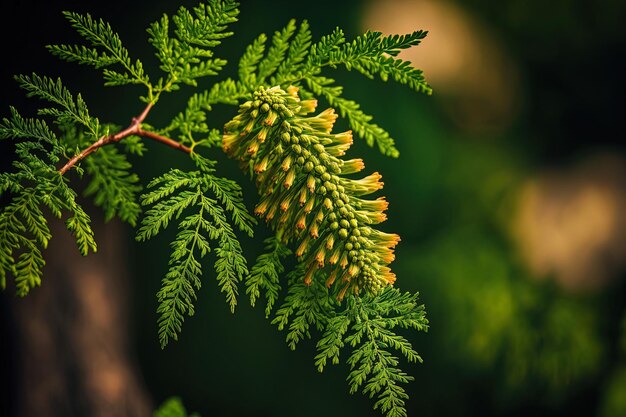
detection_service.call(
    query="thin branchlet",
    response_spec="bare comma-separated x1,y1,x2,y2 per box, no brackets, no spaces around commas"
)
59,103,191,175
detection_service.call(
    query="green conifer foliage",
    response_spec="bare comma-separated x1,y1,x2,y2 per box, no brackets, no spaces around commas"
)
0,2,430,416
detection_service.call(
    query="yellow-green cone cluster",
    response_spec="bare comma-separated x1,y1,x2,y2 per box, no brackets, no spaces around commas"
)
223,86,398,299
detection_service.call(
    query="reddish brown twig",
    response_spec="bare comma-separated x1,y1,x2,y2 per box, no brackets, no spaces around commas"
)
59,103,191,175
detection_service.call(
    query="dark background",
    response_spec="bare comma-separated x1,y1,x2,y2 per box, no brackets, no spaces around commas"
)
2,1,625,416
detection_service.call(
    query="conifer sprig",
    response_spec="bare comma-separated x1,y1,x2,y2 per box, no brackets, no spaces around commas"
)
16,73,101,138
272,265,337,350
0,109,97,293
82,144,143,226
56,101,192,176
154,397,200,417
1,2,431,416
224,85,429,417
147,0,239,93
246,236,291,318
48,11,151,93
137,155,253,346
313,289,427,417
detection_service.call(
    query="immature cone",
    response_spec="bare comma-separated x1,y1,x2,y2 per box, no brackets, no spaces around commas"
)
223,86,399,298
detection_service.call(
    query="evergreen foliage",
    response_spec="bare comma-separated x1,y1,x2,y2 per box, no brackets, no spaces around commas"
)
48,11,151,91
0,107,96,294
16,73,101,138
146,0,238,92
137,155,253,347
1,2,431,416
153,397,200,417
83,143,143,225
246,236,292,318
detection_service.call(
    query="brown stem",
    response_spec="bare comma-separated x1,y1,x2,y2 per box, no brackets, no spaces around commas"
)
58,103,191,175
59,138,106,175
136,129,191,154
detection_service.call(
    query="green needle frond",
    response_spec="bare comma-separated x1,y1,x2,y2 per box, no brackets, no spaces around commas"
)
182,19,430,157
238,34,267,88
0,108,96,293
138,156,253,347
15,73,100,138
49,11,150,89
84,145,142,226
225,85,428,417
2,3,430,416
148,0,239,92
257,19,297,83
246,236,291,317
272,266,336,350
318,289,428,417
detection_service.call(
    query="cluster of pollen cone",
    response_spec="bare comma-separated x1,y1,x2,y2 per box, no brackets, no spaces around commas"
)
223,86,399,299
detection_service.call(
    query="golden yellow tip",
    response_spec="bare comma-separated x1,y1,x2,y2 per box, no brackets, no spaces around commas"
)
304,263,317,286
296,237,309,257
337,283,349,301
299,188,307,206
287,85,299,97
247,140,260,154
284,169,295,189
300,99,318,114
296,214,307,230
310,223,319,238
325,270,337,288
304,198,314,213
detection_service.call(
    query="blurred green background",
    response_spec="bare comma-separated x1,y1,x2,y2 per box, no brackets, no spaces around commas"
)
2,0,625,416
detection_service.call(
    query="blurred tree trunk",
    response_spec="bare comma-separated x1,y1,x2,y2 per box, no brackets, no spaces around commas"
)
9,217,152,417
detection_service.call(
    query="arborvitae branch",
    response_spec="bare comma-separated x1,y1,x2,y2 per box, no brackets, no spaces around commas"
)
246,236,291,317
148,0,239,92
0,134,97,293
224,85,429,417
319,289,428,417
49,11,151,94
137,155,252,346
16,73,101,138
2,3,431,416
272,265,336,350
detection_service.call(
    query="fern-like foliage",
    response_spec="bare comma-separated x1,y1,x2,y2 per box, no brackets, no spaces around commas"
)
48,11,150,91
316,289,427,417
16,73,101,138
246,236,291,318
60,124,143,226
224,86,429,416
137,155,254,347
224,86,399,297
2,2,431,417
83,144,142,225
272,265,337,350
147,0,239,92
0,108,96,294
